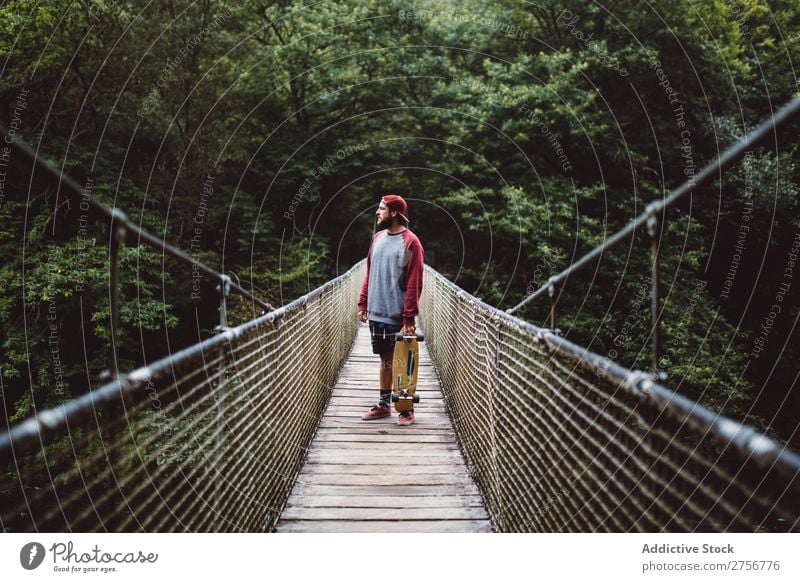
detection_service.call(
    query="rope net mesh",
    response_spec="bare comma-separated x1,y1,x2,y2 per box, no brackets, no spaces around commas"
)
419,266,800,533
3,260,799,533
0,263,363,532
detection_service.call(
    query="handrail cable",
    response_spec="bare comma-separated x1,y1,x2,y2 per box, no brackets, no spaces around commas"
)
506,97,800,369
421,264,800,532
508,97,800,315
0,124,274,314
0,260,364,466
2,99,800,533
0,259,364,532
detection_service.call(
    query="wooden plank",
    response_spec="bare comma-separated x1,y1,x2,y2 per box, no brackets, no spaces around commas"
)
334,379,440,386
325,401,444,408
325,399,446,406
315,428,452,435
317,426,451,433
328,418,453,425
307,441,459,451
332,379,439,385
323,405,448,414
336,372,444,376
318,413,451,422
318,419,450,427
334,384,442,388
306,454,462,471
314,425,453,434
276,520,492,533
313,433,457,444
280,507,489,521
302,464,465,476
327,396,443,403
335,380,440,386
334,377,440,383
295,473,474,486
321,410,451,419
288,484,476,497
285,495,485,509
326,394,444,401
274,325,491,533
322,410,450,418
304,452,462,463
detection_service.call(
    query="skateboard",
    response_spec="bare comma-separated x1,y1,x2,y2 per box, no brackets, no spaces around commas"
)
391,332,425,413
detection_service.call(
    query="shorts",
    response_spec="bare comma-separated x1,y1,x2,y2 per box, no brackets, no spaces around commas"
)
369,320,403,355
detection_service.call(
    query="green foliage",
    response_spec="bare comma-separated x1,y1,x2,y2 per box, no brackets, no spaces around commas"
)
1,0,798,446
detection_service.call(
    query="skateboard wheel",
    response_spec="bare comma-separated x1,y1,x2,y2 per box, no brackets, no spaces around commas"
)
391,394,420,402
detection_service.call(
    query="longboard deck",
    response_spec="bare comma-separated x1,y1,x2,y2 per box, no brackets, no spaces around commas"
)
391,333,424,412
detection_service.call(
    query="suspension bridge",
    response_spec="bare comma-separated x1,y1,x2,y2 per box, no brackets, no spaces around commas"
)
1,99,799,533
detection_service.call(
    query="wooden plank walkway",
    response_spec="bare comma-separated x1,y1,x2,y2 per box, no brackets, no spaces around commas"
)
275,324,492,533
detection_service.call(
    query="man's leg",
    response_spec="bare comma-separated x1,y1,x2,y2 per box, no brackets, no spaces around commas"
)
379,350,393,404
362,352,392,420
362,322,395,420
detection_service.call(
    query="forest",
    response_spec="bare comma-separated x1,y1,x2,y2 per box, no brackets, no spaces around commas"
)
1,0,799,451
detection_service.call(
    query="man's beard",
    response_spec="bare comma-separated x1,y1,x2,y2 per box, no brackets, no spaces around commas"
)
377,215,395,229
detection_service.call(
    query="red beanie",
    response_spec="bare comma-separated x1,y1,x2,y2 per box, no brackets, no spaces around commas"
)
382,194,409,223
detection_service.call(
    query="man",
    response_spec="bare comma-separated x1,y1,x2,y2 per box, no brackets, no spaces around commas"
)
357,194,424,426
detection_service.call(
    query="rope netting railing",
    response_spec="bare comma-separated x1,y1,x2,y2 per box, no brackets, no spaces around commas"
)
419,267,800,532
0,261,364,532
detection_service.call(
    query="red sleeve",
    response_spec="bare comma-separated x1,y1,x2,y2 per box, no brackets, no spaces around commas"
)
401,233,424,328
358,232,380,311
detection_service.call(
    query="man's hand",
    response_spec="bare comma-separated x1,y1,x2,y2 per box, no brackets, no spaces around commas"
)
401,324,416,337
357,310,368,323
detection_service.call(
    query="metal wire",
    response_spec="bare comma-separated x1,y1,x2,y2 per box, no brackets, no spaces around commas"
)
4,258,798,532
0,125,274,313
506,97,800,316
0,263,364,532
419,266,800,532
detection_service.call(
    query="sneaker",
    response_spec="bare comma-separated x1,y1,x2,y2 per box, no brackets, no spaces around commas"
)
398,410,415,426
362,403,391,420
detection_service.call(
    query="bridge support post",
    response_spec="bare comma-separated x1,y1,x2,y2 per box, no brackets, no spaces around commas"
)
214,274,231,525
101,209,128,529
547,278,558,330
107,209,128,380
646,205,662,375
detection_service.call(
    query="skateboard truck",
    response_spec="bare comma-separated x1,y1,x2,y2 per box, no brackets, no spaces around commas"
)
391,388,420,403
393,332,425,343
